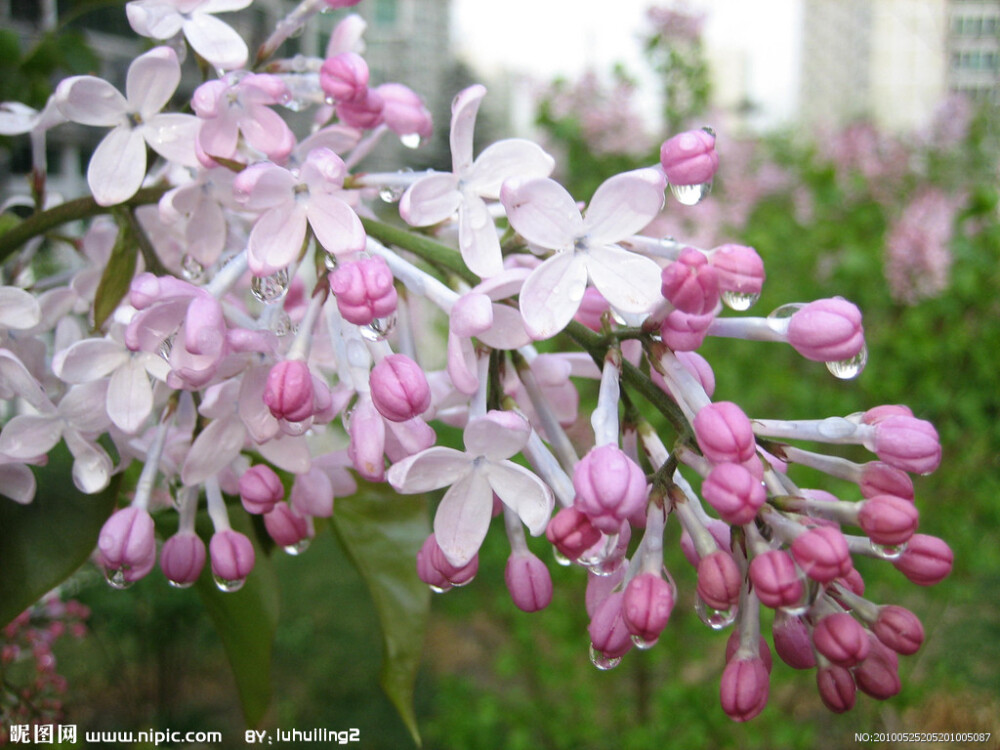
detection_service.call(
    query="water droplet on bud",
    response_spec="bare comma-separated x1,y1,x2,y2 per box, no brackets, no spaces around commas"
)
158,334,176,361
589,645,622,670
429,584,451,594
283,538,311,556
631,634,659,650
251,268,290,303
826,345,868,380
721,290,761,311
552,548,572,567
167,578,195,590
181,254,205,282
104,568,134,590
670,181,712,206
271,311,297,337
379,184,405,203
400,133,422,149
768,302,807,319
695,597,737,630
360,314,396,341
213,575,246,593
872,540,907,560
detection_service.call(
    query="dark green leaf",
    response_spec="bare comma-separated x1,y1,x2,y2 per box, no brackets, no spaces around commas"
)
194,511,280,728
330,483,430,746
92,211,136,329
0,442,120,627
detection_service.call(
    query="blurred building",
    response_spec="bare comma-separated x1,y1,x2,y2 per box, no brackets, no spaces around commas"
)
798,0,999,130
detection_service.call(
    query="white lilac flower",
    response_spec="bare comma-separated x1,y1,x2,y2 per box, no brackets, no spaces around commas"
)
54,46,200,206
387,410,554,567
500,168,667,339
126,0,252,71
400,84,555,278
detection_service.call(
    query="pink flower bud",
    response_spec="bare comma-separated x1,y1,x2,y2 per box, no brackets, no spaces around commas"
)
857,495,919,547
816,664,856,713
719,657,769,722
697,550,741,611
749,549,804,609
660,248,720,315
791,526,853,583
622,573,675,643
854,637,901,700
873,605,924,655
772,612,816,670
505,551,553,612
681,519,731,568
588,591,633,660
264,360,315,423
209,530,255,584
238,464,284,515
322,0,363,7
545,506,602,562
574,287,610,331
652,350,717,401
872,416,941,475
862,404,913,424
702,462,766,525
375,83,433,139
891,533,953,585
263,504,311,548
329,256,398,326
572,445,648,534
859,462,914,500
709,244,764,296
660,129,719,186
659,308,714,351
159,532,206,587
693,401,756,465
320,52,370,103
838,568,866,596
725,631,773,673
290,467,334,518
585,564,626,619
786,297,865,362
369,354,431,422
812,612,870,668
337,88,384,129
416,535,451,591
429,536,479,586
98,507,156,584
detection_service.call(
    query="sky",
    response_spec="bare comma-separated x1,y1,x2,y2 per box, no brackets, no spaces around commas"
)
452,0,802,130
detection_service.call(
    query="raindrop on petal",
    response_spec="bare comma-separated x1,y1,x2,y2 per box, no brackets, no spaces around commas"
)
213,575,246,593
589,644,622,670
104,568,133,590
826,345,868,380
251,268,290,303
181,254,205,283
721,290,761,311
670,181,712,206
283,538,311,556
872,540,907,561
694,596,737,630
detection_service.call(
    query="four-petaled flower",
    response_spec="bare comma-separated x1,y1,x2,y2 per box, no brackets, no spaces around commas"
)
388,410,554,567
126,0,252,71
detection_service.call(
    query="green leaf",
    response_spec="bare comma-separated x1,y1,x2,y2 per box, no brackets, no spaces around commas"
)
92,211,137,329
330,482,430,746
0,442,120,628
193,512,280,728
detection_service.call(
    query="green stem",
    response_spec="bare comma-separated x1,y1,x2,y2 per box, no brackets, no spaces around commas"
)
360,217,479,286
0,186,169,263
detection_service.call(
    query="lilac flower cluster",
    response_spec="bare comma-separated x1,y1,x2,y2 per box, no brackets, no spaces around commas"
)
0,0,951,723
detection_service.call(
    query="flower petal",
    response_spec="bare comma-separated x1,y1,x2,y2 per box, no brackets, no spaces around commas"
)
0,463,37,504
449,84,486,175
0,286,41,330
126,0,184,39
0,415,62,460
55,76,127,126
476,302,531,350
258,433,312,474
126,46,180,117
464,410,531,459
484,460,554,536
306,194,365,256
247,204,307,276
181,413,246,485
182,12,248,70
446,331,480,396
501,177,581,250
59,381,112,434
143,113,201,167
466,138,555,198
458,195,504,278
64,431,112,494
399,172,461,227
433,468,493,567
584,168,666,244
518,251,588,340
107,358,154,433
87,126,147,206
386,446,471,493
0,350,48,407
585,244,664,314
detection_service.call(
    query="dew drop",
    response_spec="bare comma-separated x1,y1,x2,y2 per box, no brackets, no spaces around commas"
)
817,416,857,439
323,95,336,107
379,184,405,203
283,538,311,556
778,603,811,617
589,644,622,670
552,548,572,567
251,268,290,303
360,313,396,341
826,345,868,380
429,584,451,594
104,567,133,590
631,634,659,650
181,254,205,282
158,333,176,361
768,302,807,320
400,133,422,149
695,597,737,630
213,575,246,593
721,290,760,311
670,181,712,206
324,253,339,271
271,310,297,337
167,578,195,590
871,540,907,561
